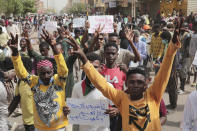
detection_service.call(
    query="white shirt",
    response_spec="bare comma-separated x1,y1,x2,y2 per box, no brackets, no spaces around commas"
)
0,81,8,131
71,80,113,131
181,91,197,131
0,26,8,34
6,24,20,37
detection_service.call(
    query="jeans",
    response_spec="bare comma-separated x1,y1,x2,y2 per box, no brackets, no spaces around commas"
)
24,124,35,131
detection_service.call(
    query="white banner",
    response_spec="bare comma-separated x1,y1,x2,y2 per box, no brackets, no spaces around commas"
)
73,18,86,28
44,21,57,34
88,15,114,34
66,98,110,126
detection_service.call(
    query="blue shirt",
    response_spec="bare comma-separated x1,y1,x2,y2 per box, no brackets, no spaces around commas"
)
128,41,147,66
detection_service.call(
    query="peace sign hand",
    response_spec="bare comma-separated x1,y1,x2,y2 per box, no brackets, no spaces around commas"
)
85,20,90,30
8,33,18,56
125,29,134,41
94,24,105,39
64,35,80,50
22,29,31,47
41,29,56,47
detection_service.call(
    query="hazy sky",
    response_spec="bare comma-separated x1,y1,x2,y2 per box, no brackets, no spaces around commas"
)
40,0,68,13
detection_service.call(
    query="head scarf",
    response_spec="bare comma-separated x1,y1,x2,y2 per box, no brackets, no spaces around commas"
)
37,60,53,70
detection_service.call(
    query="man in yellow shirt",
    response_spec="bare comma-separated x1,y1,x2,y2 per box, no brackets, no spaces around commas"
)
9,30,69,131
150,24,165,74
150,24,164,59
71,34,181,130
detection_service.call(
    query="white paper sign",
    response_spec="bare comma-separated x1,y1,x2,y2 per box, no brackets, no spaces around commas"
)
192,51,197,66
45,21,57,34
88,15,114,34
109,1,116,8
66,98,110,126
73,18,86,28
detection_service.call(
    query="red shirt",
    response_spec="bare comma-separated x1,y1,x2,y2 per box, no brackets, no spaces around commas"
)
160,99,167,117
100,65,126,90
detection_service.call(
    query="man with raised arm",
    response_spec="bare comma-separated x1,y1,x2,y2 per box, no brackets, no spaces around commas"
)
9,30,69,131
70,32,181,130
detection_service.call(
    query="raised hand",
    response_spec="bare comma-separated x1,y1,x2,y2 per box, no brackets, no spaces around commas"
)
64,35,88,64
41,29,60,54
8,33,18,56
117,63,128,73
23,29,31,47
58,26,70,39
64,34,79,50
41,29,56,47
94,24,105,39
71,47,88,64
85,20,90,30
125,29,134,41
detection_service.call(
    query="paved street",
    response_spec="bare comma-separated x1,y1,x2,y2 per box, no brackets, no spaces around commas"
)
162,83,195,131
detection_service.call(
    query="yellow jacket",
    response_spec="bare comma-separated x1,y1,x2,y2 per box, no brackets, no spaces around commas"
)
12,53,68,131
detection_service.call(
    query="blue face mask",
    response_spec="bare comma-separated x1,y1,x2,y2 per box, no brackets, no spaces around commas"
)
162,40,168,45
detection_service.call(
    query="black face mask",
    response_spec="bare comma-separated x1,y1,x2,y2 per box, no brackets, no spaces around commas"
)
85,77,95,89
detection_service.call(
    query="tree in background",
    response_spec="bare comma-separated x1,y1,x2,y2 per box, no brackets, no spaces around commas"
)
61,3,87,14
0,0,36,16
23,0,36,15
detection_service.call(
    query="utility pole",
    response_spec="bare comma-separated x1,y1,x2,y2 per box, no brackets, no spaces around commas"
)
85,0,88,16
47,0,49,10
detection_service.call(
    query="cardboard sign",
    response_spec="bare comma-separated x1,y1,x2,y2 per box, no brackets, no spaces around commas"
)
66,98,110,126
45,21,57,34
88,15,114,34
73,18,86,28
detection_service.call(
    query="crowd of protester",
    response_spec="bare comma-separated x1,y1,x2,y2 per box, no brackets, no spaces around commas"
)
0,9,197,131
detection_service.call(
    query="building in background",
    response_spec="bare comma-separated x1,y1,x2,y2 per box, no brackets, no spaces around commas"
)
94,0,105,14
138,0,197,18
105,0,137,17
35,0,45,14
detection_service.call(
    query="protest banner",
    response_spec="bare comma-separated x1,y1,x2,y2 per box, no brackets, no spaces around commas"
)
66,98,110,126
73,18,86,28
88,15,114,34
44,21,57,34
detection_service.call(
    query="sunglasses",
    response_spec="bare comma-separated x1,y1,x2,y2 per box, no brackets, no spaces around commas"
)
98,38,104,40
